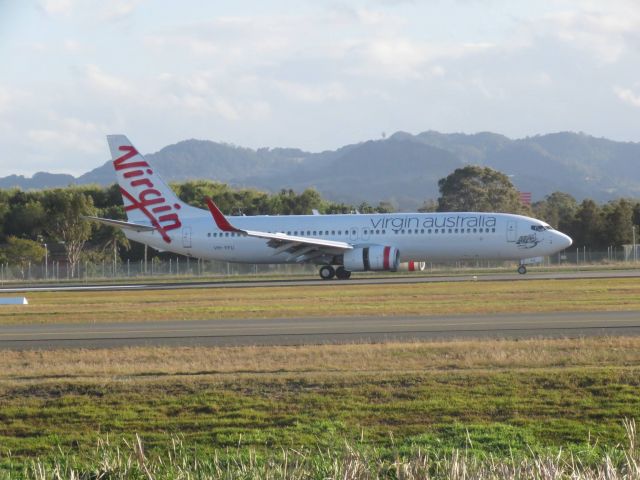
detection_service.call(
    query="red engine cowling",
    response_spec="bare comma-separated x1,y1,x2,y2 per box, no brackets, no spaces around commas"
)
398,261,426,272
343,246,400,272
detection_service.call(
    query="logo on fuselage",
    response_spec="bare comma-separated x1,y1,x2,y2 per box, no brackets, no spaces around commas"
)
114,146,182,243
370,215,497,233
516,234,541,249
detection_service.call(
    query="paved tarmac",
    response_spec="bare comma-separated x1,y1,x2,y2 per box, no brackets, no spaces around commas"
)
1,311,639,350
1,268,640,293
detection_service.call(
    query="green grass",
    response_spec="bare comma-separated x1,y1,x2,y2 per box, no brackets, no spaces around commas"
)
1,367,638,468
2,277,640,324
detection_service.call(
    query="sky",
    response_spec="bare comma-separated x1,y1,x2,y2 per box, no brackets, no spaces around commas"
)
1,0,640,176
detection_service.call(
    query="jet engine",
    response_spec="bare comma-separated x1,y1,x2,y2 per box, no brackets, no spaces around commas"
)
398,261,426,272
343,246,400,272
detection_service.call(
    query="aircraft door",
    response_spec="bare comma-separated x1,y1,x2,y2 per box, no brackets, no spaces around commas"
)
182,227,192,248
506,220,517,242
349,227,358,242
361,227,370,241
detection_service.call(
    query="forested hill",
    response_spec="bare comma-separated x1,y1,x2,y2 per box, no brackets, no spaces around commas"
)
3,131,640,210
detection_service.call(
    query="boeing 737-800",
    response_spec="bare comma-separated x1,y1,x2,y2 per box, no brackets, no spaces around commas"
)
86,135,573,280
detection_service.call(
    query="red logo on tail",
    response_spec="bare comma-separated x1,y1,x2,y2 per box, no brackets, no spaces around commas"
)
114,146,181,243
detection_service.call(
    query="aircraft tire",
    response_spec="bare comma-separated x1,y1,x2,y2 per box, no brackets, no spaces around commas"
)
319,265,336,280
336,266,351,280
517,265,527,275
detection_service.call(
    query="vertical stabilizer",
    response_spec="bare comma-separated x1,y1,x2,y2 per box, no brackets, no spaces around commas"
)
107,135,190,244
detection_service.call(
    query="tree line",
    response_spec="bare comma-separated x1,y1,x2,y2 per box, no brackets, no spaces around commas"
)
1,166,638,272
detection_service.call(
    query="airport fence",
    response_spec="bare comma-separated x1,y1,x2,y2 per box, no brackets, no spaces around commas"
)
0,246,639,284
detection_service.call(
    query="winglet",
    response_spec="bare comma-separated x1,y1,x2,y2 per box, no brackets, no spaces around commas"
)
205,197,242,232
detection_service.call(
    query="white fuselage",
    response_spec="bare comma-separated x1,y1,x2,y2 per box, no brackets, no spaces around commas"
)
124,210,572,264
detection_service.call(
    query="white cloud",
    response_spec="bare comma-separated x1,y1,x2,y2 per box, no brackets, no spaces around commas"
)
100,0,143,21
82,64,133,96
273,81,348,103
536,7,640,63
27,117,103,154
39,0,74,16
614,86,640,107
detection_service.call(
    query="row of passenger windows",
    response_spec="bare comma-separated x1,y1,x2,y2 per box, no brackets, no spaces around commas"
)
206,227,496,238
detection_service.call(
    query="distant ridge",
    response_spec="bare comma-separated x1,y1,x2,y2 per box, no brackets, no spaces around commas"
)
3,131,639,210
0,172,76,190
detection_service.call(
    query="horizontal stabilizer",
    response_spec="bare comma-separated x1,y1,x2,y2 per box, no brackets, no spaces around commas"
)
83,216,155,232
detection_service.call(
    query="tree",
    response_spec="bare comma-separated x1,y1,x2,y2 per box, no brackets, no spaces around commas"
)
43,189,96,278
3,195,46,240
533,192,578,231
418,199,438,213
437,166,525,213
0,236,45,278
602,199,634,246
566,199,604,248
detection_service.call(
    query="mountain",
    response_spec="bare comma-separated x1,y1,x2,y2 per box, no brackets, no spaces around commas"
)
2,131,640,210
0,172,76,190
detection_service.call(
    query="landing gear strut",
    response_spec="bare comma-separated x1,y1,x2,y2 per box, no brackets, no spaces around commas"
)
335,266,352,280
319,265,335,280
517,265,527,275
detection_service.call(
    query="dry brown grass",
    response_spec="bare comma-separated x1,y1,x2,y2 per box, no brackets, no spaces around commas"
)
2,336,640,382
1,277,640,325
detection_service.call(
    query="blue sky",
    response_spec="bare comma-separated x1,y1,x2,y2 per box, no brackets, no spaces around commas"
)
1,0,639,175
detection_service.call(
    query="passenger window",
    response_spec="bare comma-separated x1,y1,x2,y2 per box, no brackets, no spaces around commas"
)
331,230,335,235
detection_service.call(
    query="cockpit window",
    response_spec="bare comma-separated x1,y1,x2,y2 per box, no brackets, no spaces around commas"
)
531,225,545,232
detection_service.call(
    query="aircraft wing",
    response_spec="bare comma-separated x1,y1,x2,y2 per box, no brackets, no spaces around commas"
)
83,216,156,232
205,198,352,262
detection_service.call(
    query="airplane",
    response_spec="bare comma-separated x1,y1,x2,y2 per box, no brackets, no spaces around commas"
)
85,135,573,280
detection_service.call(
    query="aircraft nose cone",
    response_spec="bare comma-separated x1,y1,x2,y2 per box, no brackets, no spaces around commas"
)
556,231,572,249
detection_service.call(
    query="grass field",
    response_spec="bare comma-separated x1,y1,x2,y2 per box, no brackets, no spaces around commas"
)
1,278,639,477
1,337,639,473
1,277,640,325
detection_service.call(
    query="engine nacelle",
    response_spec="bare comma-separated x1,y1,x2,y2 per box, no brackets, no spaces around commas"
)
398,261,426,272
343,246,400,272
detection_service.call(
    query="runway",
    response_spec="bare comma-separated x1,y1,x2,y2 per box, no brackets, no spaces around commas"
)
2,268,640,293
1,310,639,350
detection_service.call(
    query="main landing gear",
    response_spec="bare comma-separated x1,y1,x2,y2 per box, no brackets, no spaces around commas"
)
319,265,351,280
517,265,527,275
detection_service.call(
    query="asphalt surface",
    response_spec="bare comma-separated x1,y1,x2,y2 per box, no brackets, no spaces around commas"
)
1,311,639,350
1,268,640,293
